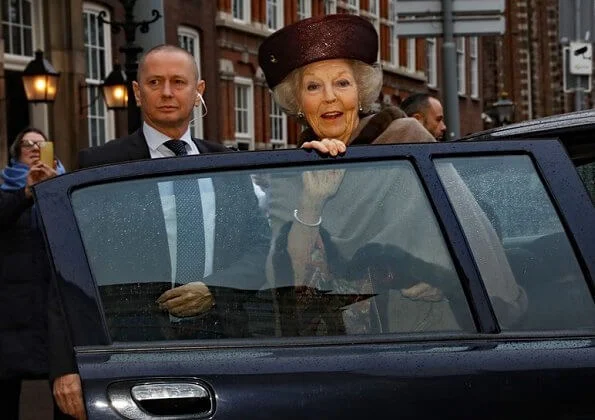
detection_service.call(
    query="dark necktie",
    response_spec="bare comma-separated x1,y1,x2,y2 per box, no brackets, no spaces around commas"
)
163,139,205,285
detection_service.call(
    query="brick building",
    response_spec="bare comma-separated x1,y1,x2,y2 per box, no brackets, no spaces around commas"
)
1,0,487,170
482,0,589,125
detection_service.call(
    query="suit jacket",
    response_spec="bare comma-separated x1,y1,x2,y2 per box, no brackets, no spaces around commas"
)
50,129,271,379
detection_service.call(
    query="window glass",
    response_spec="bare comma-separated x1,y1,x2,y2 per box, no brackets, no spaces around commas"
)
436,156,595,331
2,0,33,57
71,161,474,343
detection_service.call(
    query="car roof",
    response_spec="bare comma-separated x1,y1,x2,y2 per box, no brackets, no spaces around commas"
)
458,109,595,165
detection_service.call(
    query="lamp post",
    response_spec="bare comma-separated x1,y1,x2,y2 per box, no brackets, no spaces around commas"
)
492,93,515,126
99,0,161,132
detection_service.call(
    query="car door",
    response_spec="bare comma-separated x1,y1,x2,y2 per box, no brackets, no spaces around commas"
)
34,139,595,419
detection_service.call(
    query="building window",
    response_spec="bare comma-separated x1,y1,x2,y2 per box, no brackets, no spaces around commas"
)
232,0,250,23
270,97,287,149
178,26,204,139
367,0,379,30
325,0,337,14
266,0,283,30
470,36,479,98
426,38,437,87
83,3,114,147
2,0,35,58
407,38,416,72
388,0,398,66
234,77,254,150
297,0,311,20
456,37,466,95
343,0,359,14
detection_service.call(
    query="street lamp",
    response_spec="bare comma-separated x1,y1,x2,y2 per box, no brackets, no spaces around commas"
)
22,50,60,103
492,93,515,126
99,0,161,132
101,64,128,110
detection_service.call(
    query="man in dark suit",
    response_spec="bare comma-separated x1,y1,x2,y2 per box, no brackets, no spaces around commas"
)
51,44,270,419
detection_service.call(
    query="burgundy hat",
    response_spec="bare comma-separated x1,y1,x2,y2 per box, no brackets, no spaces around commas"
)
258,14,378,89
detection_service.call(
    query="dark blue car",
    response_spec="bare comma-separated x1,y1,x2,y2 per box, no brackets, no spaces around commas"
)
33,138,595,419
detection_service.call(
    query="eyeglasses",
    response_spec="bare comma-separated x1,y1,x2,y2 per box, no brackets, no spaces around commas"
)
21,139,46,149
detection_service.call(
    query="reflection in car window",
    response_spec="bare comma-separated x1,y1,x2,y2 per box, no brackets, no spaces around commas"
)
71,161,476,343
576,161,595,203
436,156,595,331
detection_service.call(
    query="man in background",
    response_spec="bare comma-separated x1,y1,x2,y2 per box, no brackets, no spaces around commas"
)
400,93,447,141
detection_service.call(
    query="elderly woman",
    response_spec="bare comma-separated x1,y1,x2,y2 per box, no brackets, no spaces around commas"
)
0,128,65,418
258,14,526,336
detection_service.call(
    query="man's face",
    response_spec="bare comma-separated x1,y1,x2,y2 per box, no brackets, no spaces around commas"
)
133,50,204,134
422,97,447,141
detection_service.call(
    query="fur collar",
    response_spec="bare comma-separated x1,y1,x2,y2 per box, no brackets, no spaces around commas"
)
297,106,407,146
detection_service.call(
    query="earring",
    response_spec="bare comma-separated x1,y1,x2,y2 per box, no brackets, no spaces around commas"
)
359,103,363,112
297,110,304,119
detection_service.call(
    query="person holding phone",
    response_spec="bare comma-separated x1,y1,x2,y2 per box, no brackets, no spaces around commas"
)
0,127,67,419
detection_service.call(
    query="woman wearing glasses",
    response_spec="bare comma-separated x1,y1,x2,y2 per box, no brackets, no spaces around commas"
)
0,127,66,419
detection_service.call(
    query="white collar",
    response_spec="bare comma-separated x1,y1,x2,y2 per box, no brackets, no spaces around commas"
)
143,123,193,152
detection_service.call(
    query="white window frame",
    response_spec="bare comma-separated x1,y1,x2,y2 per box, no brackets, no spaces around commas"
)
470,36,479,98
343,0,359,14
325,0,337,14
266,0,283,31
83,2,115,147
456,37,466,95
407,38,416,72
426,38,437,87
269,97,287,149
178,26,204,139
232,0,251,23
2,0,44,69
387,0,399,67
367,0,379,31
234,77,254,150
297,0,312,20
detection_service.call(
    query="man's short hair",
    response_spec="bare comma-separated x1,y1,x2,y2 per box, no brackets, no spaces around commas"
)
400,93,433,117
136,44,199,82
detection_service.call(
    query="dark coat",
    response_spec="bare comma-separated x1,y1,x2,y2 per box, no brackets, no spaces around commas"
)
0,188,51,378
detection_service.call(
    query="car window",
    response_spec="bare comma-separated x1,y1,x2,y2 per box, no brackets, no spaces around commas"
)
70,160,475,343
436,156,595,331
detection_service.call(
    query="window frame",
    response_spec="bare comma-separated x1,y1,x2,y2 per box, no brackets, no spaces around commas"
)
456,37,466,95
83,2,115,147
297,0,312,20
269,96,287,149
266,0,283,31
232,0,251,23
178,26,204,139
325,0,337,14
341,0,359,14
2,0,44,70
426,38,437,87
234,76,254,150
469,36,479,98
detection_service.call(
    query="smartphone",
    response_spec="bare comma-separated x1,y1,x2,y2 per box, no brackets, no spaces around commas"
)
39,141,54,167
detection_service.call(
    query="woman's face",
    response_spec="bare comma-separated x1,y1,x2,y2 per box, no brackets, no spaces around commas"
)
299,59,359,143
18,131,45,166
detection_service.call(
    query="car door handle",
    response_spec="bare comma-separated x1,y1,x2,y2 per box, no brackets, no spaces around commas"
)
108,380,214,419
